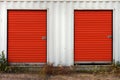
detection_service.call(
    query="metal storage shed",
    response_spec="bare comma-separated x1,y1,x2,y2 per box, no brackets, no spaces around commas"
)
0,0,120,66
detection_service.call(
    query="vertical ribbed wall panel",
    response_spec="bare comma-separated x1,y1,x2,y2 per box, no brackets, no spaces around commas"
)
118,9,120,61
65,1,74,65
0,1,7,58
0,0,120,66
53,1,59,66
0,2,2,53
47,1,53,64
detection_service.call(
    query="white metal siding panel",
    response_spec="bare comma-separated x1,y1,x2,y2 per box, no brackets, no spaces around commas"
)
117,3,120,62
0,1,7,59
1,0,120,1
0,0,120,66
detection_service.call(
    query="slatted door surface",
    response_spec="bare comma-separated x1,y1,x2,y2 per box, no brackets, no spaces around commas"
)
8,10,47,63
74,10,112,63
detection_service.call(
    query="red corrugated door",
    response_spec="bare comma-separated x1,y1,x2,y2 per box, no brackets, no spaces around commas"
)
74,10,112,63
8,10,47,63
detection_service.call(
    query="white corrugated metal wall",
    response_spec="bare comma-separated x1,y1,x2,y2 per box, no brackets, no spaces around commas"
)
0,0,120,66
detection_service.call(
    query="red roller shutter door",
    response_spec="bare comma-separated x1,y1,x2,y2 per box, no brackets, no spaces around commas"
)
8,10,47,63
74,10,112,63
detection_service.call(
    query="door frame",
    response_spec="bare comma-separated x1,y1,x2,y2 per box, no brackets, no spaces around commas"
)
7,9,48,66
73,9,113,64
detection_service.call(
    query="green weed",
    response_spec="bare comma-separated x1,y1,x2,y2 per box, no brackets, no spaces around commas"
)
0,51,9,72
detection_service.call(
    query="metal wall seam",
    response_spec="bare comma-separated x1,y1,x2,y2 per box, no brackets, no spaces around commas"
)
68,1,74,66
61,1,65,65
57,1,60,66
112,3,119,62
113,2,120,62
0,3,2,53
117,0,120,61
118,9,120,61
47,1,54,64
53,1,59,66
2,0,120,2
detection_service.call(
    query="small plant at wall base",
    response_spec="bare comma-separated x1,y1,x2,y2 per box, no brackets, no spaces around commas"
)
110,61,120,75
0,51,9,72
39,63,74,80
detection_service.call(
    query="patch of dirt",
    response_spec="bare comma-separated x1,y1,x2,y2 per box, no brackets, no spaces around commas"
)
0,73,120,80
49,73,120,80
0,73,40,80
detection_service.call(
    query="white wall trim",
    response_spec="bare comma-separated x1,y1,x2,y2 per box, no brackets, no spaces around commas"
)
0,0,120,2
